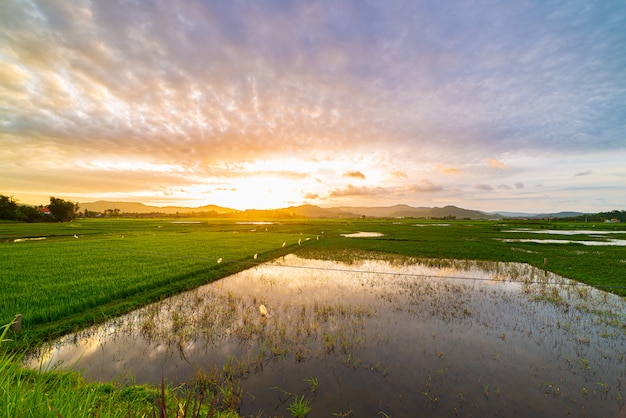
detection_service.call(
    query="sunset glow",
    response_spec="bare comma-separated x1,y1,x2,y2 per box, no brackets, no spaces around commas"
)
1,1,625,212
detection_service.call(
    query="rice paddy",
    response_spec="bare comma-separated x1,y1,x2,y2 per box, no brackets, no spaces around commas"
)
27,254,626,417
2,217,626,416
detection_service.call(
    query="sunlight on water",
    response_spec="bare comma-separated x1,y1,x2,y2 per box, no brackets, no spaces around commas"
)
340,232,384,237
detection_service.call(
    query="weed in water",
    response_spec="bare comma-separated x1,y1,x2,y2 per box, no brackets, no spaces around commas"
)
304,376,318,393
288,395,311,418
332,408,354,417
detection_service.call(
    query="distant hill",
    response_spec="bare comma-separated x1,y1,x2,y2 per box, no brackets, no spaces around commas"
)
496,211,584,219
79,201,497,219
281,205,354,218
80,201,237,215
334,204,496,219
81,201,608,221
284,204,496,219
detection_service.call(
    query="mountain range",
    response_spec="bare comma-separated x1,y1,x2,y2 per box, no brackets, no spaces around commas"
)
79,201,584,219
80,201,237,215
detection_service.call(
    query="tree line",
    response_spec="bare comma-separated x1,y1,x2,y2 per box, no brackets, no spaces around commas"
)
0,195,79,222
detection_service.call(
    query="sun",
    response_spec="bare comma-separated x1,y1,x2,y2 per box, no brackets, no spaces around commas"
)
209,176,304,210
198,158,325,210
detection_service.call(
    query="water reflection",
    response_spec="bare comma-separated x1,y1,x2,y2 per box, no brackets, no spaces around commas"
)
498,238,626,246
27,255,626,417
505,229,625,235
340,232,384,237
500,228,626,246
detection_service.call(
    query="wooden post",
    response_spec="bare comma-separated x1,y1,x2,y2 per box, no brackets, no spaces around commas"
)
543,258,548,266
12,314,22,333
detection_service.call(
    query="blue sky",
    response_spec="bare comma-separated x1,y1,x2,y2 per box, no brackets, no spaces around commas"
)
1,0,625,212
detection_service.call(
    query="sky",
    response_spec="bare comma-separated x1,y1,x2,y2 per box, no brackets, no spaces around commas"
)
1,0,625,213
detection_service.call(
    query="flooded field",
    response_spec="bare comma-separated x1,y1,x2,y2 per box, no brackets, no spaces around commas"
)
28,254,626,417
500,228,626,246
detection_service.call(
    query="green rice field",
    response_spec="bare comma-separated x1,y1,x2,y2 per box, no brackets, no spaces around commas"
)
1,217,625,349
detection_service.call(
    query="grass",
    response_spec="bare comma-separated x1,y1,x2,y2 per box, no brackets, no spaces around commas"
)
1,218,314,348
2,217,625,349
288,395,311,418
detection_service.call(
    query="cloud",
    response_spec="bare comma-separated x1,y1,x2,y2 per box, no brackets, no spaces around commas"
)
303,192,320,200
343,171,366,180
498,182,524,190
475,184,494,191
1,0,625,212
329,184,380,198
487,158,506,169
406,179,443,193
328,179,443,199
6,0,624,166
436,164,460,174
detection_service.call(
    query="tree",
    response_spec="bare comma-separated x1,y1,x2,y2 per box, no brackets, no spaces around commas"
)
16,205,44,222
48,197,79,222
0,195,18,220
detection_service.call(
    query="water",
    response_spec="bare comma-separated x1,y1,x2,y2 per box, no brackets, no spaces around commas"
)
27,255,626,417
500,228,626,246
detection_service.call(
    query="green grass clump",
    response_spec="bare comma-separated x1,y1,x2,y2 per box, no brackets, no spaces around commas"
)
288,395,312,418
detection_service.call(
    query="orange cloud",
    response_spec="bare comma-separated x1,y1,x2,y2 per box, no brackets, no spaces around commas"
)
487,158,506,169
391,171,408,178
436,164,459,174
405,179,443,193
343,171,366,180
329,184,376,197
329,180,443,199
